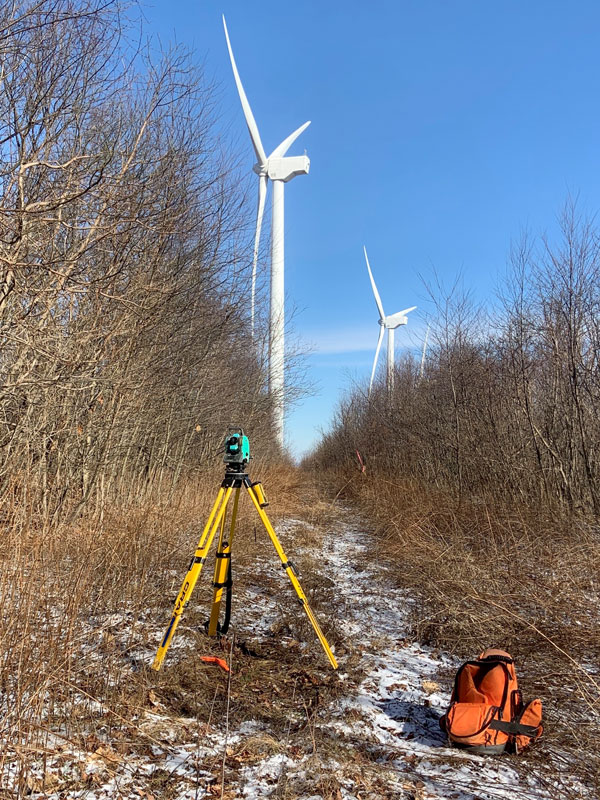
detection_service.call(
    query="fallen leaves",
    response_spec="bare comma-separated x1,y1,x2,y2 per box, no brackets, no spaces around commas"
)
88,743,122,765
25,772,61,793
147,689,162,707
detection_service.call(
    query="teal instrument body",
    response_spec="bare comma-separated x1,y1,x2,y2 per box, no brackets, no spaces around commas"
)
223,428,250,466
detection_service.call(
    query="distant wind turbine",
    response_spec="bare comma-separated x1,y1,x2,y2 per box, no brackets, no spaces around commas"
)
364,246,416,395
223,16,310,447
419,323,430,380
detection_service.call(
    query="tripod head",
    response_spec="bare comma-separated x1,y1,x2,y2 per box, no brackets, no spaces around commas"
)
223,427,250,471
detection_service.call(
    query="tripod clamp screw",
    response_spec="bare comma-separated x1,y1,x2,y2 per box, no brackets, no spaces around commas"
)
282,559,299,576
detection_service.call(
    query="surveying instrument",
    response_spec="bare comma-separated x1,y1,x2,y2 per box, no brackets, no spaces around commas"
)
152,428,338,671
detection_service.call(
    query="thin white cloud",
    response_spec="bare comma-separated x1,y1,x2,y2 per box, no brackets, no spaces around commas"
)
303,321,427,355
303,323,376,354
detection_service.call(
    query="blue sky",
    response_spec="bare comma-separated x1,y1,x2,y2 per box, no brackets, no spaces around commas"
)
146,1,600,456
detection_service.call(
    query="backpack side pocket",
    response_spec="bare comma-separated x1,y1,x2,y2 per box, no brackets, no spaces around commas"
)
515,699,543,752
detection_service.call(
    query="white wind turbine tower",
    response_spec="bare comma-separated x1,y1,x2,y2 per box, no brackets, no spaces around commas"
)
364,246,416,395
223,17,310,447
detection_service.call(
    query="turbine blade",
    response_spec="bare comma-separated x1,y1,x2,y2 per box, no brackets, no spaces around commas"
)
223,16,267,166
251,175,268,337
364,246,385,320
369,326,385,395
268,121,311,159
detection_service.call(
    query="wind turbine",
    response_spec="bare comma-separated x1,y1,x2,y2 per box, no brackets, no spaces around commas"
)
364,246,416,395
223,17,310,447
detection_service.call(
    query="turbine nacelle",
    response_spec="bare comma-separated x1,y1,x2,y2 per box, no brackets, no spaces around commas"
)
253,155,310,181
380,306,417,329
266,155,310,182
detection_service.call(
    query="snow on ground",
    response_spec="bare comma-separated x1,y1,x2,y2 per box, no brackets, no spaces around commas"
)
309,518,563,800
8,508,586,799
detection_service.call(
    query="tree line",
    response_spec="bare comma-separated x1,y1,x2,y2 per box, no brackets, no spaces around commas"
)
0,0,275,528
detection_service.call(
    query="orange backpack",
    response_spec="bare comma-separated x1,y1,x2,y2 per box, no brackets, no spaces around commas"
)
440,648,543,754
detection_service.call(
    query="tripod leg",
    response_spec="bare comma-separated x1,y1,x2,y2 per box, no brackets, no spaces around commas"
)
245,484,338,670
152,486,234,670
208,487,240,635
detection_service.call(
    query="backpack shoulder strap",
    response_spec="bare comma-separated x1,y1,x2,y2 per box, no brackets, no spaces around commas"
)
489,719,539,738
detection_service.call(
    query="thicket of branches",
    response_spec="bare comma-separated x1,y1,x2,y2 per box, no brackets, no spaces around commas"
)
0,0,275,528
311,205,600,519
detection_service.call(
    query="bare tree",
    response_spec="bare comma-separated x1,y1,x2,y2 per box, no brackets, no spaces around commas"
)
0,0,277,526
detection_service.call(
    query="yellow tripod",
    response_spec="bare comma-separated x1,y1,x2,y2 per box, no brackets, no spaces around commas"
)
152,461,338,671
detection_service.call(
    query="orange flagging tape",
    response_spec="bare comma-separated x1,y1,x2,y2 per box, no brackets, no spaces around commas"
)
200,656,230,672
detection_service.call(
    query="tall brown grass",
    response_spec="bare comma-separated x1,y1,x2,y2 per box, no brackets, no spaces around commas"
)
0,459,308,796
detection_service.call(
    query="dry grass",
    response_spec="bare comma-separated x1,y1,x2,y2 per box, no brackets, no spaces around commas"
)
317,463,600,795
0,462,358,798
0,479,206,793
